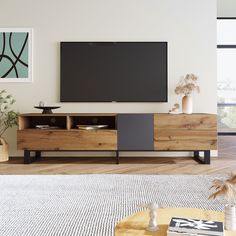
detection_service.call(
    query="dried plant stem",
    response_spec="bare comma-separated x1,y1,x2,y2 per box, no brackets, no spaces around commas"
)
175,74,200,96
209,173,236,205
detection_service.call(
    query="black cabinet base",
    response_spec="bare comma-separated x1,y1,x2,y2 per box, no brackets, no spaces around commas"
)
24,150,31,164
116,151,119,164
35,151,41,160
193,150,211,164
24,150,42,164
23,150,211,165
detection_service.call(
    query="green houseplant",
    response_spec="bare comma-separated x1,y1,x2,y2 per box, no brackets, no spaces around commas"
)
0,90,18,162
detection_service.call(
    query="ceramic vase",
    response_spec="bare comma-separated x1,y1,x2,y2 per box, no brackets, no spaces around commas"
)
182,95,193,114
0,138,9,162
225,204,236,231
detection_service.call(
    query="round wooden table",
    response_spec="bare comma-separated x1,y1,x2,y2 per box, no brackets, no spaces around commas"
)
115,208,235,236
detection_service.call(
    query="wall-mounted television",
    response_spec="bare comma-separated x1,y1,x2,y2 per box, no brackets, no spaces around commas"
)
60,42,168,102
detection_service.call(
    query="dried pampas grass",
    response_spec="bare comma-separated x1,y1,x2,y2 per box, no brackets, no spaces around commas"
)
175,74,200,96
209,173,236,205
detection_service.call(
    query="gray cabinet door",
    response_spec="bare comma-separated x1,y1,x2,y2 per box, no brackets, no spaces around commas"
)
117,114,154,151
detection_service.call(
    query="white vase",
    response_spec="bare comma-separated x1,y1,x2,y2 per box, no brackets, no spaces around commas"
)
224,204,236,231
182,95,193,114
0,138,9,162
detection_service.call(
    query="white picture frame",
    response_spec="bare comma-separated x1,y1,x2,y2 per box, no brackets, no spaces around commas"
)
0,28,33,82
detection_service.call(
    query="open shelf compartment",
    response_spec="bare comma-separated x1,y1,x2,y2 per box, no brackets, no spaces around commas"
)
19,115,67,130
70,115,117,130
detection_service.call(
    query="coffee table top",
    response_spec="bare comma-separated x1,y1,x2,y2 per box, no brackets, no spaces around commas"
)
115,208,235,236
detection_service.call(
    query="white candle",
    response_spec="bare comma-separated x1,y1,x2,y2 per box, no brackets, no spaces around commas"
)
225,204,236,231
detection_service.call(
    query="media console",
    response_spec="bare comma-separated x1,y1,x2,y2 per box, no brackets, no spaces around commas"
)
17,113,217,164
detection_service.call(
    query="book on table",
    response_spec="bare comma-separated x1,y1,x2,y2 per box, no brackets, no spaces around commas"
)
167,217,224,236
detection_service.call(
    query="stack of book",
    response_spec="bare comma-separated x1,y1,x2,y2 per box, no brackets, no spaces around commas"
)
35,125,60,130
167,217,224,236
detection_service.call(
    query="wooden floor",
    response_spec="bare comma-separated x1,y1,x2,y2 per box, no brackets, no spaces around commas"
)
0,136,235,175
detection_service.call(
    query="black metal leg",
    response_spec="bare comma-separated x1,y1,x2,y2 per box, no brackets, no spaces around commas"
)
35,151,41,159
194,151,199,158
116,151,119,164
193,150,211,164
203,150,211,164
24,150,31,164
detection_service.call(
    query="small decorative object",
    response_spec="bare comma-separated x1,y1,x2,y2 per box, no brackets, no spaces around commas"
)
77,125,108,130
39,101,45,107
169,103,182,114
0,90,18,162
175,74,200,114
209,173,236,231
167,217,224,236
225,204,236,231
140,202,159,232
34,106,61,114
0,28,33,82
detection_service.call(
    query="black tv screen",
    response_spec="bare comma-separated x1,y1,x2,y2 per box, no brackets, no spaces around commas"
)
60,42,167,102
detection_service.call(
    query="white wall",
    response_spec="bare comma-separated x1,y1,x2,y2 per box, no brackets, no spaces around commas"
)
218,0,236,17
1,0,217,156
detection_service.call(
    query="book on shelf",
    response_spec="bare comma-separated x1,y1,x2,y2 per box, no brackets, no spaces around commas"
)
35,125,60,130
167,217,224,236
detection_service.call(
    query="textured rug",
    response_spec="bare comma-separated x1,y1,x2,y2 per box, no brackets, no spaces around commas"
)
0,175,225,236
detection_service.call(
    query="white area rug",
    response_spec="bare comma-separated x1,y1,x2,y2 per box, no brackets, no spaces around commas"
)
0,175,225,236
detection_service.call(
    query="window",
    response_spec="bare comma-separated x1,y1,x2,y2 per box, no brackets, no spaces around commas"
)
217,18,236,134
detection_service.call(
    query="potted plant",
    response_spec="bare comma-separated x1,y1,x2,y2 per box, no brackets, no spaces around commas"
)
0,90,18,162
175,74,200,114
209,173,236,231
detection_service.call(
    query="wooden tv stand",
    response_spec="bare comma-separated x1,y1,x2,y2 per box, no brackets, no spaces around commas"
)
17,113,217,164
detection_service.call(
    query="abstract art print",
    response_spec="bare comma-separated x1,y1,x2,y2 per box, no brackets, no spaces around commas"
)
0,28,32,82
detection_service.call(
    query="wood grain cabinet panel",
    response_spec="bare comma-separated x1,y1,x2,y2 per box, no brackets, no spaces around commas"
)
17,113,217,155
17,130,117,151
154,114,217,151
155,114,217,130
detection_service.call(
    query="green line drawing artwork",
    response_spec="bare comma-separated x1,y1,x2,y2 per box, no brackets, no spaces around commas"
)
0,29,32,82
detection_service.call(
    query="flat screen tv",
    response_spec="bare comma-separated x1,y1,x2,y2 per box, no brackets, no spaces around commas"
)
60,42,167,102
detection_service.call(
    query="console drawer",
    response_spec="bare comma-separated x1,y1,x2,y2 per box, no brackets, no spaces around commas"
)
155,114,217,130
154,114,217,150
154,129,217,150
17,130,117,150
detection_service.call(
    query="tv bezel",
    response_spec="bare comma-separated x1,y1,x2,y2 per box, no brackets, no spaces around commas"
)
60,41,168,103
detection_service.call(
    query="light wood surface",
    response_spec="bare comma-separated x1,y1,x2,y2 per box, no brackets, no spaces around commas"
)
20,113,117,117
154,114,217,151
66,115,73,130
115,208,234,236
18,113,118,151
17,129,117,150
18,116,30,130
155,114,217,130
18,113,217,152
0,136,235,174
